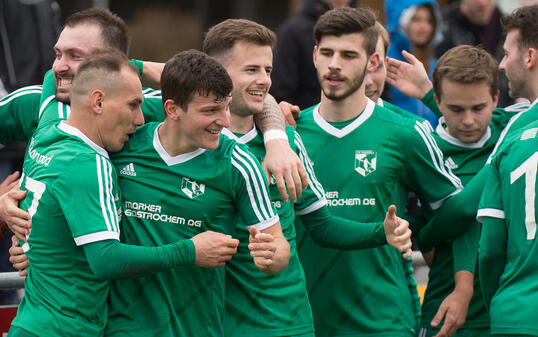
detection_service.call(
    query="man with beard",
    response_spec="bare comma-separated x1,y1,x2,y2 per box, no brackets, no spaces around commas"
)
293,7,462,337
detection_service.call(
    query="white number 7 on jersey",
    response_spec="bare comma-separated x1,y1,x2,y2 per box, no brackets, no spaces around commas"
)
21,175,46,252
510,152,538,240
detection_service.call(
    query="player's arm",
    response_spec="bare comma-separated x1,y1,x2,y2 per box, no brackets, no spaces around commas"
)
0,85,43,147
254,94,308,203
478,216,506,309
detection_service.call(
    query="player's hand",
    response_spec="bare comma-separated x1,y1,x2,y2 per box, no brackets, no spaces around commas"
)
386,50,433,100
430,281,473,337
191,231,239,268
0,171,20,196
0,185,30,241
278,101,300,128
248,226,277,271
9,235,28,277
384,205,412,258
262,139,308,203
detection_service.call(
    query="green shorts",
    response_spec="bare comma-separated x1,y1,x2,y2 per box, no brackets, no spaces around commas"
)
418,327,489,337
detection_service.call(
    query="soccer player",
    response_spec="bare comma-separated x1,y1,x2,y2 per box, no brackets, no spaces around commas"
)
0,7,307,207
477,121,538,337
201,18,413,337
7,50,244,337
293,7,462,337
103,50,290,337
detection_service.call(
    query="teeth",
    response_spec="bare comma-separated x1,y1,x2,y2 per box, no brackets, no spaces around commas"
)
58,78,72,87
207,129,220,134
248,90,264,96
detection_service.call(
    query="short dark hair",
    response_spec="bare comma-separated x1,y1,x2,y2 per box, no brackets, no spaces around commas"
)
64,8,129,54
502,5,538,50
161,50,233,110
433,45,498,100
314,7,378,56
374,21,390,56
71,49,137,98
203,19,276,58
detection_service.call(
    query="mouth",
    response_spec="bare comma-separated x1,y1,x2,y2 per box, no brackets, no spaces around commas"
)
205,128,222,136
55,75,74,92
246,88,267,101
325,74,345,87
365,91,376,100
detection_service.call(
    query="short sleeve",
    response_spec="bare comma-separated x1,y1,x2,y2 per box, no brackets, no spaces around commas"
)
477,162,505,223
292,131,327,215
0,85,42,145
404,120,463,209
54,154,121,245
230,144,279,230
141,88,165,123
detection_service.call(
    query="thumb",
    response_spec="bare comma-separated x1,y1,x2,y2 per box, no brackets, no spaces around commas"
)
12,189,27,200
386,205,397,220
402,50,418,64
249,226,259,238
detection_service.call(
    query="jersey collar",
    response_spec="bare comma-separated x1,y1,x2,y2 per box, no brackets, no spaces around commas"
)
221,126,258,144
153,123,206,166
58,121,109,158
313,98,375,138
377,98,384,107
436,116,491,149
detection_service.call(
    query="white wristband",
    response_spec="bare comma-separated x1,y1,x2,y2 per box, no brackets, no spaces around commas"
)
263,130,288,144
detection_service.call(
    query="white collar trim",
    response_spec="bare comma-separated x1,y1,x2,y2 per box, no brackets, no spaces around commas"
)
58,121,109,158
153,123,206,166
436,116,491,149
377,98,384,107
313,98,375,138
221,126,258,144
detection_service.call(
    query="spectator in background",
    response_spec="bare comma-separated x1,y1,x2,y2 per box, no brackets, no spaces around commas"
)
386,0,442,127
270,0,353,110
434,0,513,107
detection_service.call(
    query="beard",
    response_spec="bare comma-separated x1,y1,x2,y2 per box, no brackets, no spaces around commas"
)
320,65,367,101
229,94,263,116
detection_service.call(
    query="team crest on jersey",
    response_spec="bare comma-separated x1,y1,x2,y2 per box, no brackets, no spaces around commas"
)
181,177,205,199
355,150,377,177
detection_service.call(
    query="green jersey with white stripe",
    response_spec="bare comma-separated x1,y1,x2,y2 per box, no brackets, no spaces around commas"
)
106,122,278,337
295,99,462,337
0,85,42,146
222,126,325,337
10,121,121,337
477,122,538,336
419,103,527,333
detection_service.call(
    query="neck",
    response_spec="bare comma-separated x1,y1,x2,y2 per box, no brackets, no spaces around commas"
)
65,109,104,148
318,85,368,122
229,113,254,134
158,120,198,157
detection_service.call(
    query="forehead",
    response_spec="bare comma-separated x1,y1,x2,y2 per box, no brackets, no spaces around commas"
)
189,92,231,108
228,41,273,67
318,33,367,53
440,78,492,101
504,29,521,50
112,68,142,98
55,23,105,52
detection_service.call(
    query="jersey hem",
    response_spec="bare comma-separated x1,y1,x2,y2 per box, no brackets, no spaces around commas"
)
477,208,505,222
295,198,327,215
74,230,120,246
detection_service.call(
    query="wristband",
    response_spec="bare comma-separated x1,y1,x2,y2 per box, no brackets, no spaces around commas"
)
263,130,288,144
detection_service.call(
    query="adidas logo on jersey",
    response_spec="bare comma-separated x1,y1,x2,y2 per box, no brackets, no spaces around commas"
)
444,157,458,170
181,177,205,199
355,150,377,177
119,163,137,176
521,128,538,140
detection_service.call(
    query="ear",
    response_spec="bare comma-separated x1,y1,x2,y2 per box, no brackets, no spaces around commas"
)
434,92,441,106
368,52,381,72
90,90,105,115
313,45,318,65
526,48,537,69
163,99,181,120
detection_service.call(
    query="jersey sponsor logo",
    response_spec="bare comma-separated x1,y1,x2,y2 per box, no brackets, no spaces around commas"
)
521,127,538,140
325,191,376,207
119,163,137,176
27,138,54,167
355,150,376,177
124,201,203,227
181,177,205,199
444,157,458,170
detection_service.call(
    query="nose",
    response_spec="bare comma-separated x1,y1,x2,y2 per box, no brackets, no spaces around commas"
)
462,111,474,127
256,70,271,88
328,54,341,71
53,54,69,73
134,107,144,127
216,106,230,128
499,56,506,72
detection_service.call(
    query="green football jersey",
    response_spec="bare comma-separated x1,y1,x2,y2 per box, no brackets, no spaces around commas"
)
0,85,42,146
477,122,538,336
106,122,278,337
37,69,165,132
419,104,526,331
295,99,462,337
222,126,325,337
10,121,121,337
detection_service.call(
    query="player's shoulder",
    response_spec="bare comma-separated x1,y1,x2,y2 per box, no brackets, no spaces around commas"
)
372,102,425,132
0,85,43,104
296,104,317,125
